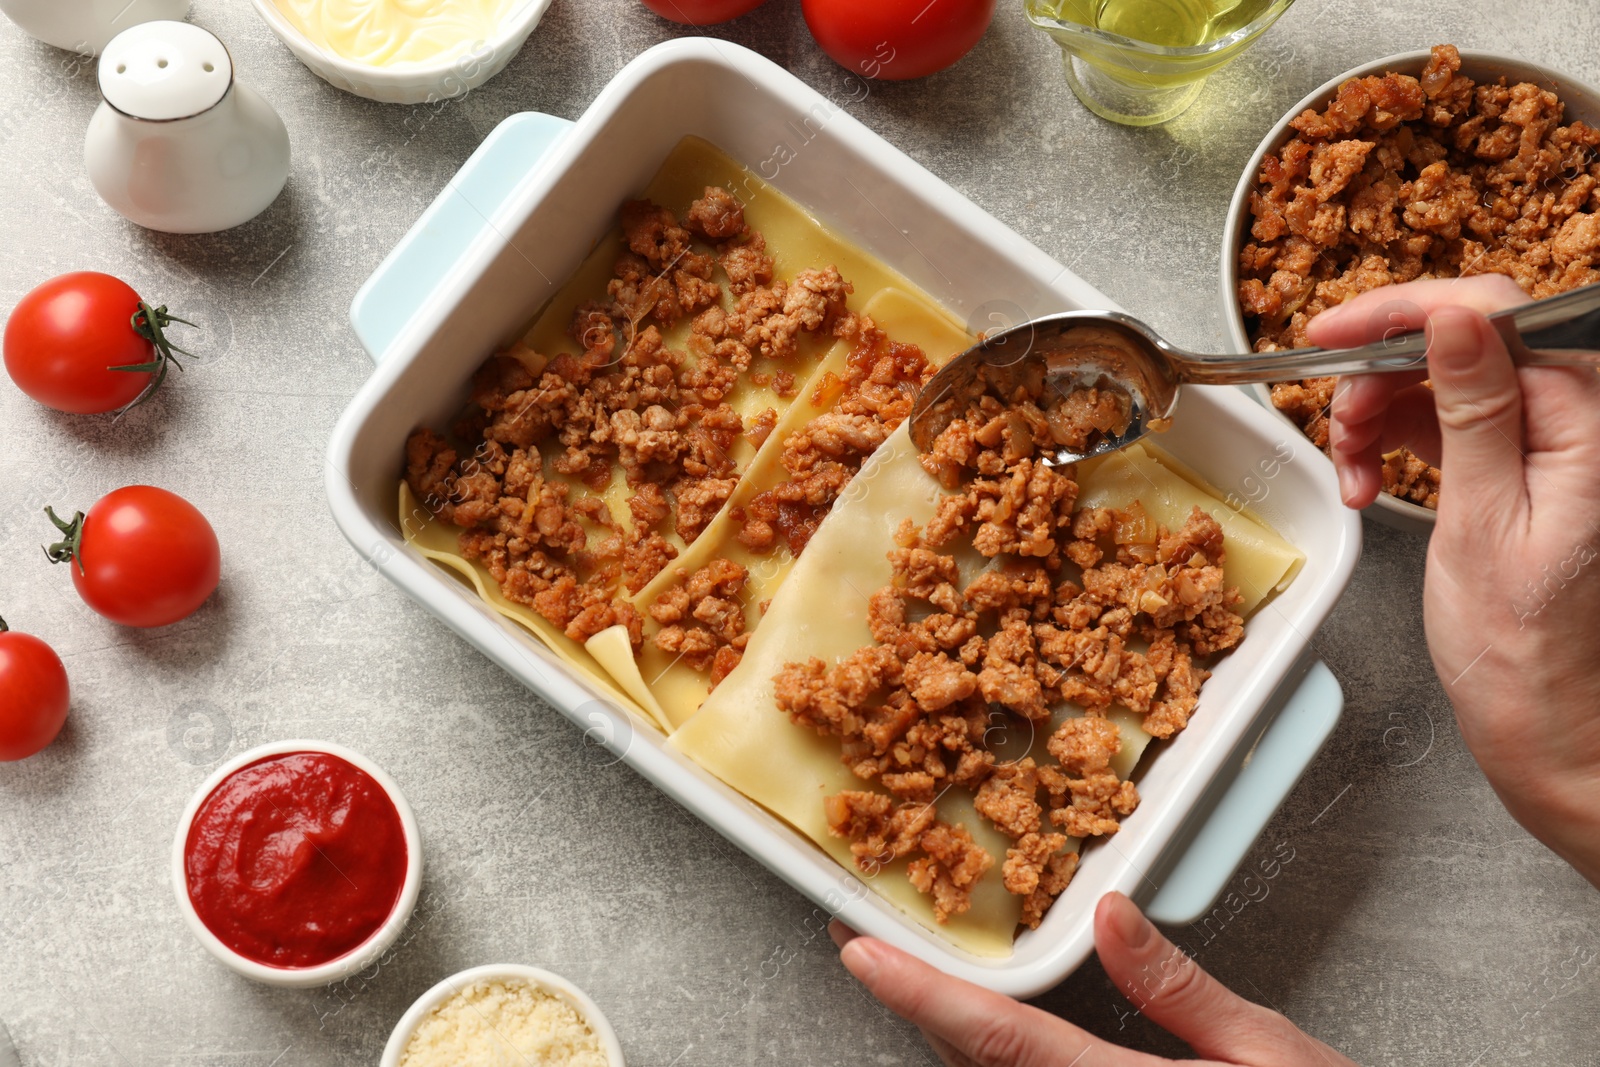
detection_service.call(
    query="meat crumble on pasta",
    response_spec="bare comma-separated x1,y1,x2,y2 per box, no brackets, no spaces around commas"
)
404,185,935,687
775,381,1247,927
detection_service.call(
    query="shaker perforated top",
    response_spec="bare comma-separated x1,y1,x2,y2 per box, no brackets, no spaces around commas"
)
98,21,232,121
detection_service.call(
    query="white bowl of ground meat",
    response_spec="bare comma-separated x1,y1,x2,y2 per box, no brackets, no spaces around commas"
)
1222,45,1600,535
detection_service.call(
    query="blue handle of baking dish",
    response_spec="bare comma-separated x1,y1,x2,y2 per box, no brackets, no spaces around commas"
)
349,111,576,362
1142,658,1342,926
349,110,1345,926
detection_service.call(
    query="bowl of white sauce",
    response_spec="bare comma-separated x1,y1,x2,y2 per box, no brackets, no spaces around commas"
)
252,0,554,104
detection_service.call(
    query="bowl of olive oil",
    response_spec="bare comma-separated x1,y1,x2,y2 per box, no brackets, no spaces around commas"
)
1024,0,1297,125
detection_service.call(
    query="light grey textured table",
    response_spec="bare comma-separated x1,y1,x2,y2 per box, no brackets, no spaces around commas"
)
3,1,1599,1064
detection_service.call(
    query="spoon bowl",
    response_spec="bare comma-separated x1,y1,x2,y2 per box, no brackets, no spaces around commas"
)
910,311,1182,467
910,283,1600,466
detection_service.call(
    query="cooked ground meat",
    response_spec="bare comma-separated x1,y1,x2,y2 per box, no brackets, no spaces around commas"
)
909,821,995,924
975,758,1043,838
720,232,775,296
820,791,995,925
824,791,935,873
775,377,1247,928
406,421,645,647
1047,385,1134,453
1241,44,1600,511
1010,838,1078,929
684,184,746,240
1044,717,1139,837
734,328,937,555
648,557,751,682
690,266,857,368
404,186,866,660
917,362,1136,491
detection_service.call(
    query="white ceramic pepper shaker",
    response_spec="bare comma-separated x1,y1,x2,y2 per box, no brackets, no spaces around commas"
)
0,0,188,54
85,21,290,234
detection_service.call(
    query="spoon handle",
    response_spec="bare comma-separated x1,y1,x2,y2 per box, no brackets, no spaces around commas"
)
1187,282,1600,384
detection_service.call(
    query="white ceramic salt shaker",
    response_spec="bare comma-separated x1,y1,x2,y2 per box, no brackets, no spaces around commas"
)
85,21,290,234
0,0,188,54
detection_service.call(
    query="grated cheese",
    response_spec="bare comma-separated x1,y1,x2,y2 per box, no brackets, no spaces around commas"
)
398,978,609,1067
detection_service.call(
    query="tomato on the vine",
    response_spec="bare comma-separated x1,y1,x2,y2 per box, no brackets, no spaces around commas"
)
637,0,770,25
3,271,194,415
45,486,221,628
802,0,997,80
0,616,70,761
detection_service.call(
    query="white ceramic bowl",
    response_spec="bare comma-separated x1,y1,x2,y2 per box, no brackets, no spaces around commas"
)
171,739,423,988
1222,49,1600,535
250,0,554,105
381,964,625,1067
326,39,1361,996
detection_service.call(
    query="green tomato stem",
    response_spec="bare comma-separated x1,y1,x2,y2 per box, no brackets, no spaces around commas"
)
43,507,87,576
110,301,199,415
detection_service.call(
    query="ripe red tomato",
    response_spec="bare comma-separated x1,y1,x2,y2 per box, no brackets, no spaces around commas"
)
802,0,997,80
45,487,221,628
4,271,191,415
0,618,70,761
637,0,770,25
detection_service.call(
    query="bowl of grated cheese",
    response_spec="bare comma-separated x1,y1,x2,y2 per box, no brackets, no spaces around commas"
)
381,964,624,1067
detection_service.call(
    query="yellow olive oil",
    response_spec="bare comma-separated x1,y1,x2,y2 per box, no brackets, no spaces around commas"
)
1025,0,1292,123
1093,0,1273,47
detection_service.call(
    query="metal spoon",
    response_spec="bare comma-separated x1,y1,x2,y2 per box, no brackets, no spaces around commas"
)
909,281,1600,466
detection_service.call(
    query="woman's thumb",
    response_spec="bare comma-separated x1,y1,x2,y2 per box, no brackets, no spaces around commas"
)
1424,304,1527,512
1095,893,1356,1065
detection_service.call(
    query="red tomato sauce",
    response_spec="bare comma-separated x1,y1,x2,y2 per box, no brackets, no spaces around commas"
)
184,751,408,969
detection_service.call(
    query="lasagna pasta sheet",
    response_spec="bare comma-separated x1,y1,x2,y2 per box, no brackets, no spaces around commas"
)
398,481,673,732
668,433,1304,952
669,427,1022,955
624,286,974,729
1075,449,1304,613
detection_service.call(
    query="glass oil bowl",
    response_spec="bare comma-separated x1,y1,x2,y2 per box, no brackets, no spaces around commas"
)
1024,0,1298,126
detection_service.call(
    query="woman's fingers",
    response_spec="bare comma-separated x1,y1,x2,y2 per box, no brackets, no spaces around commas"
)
1094,894,1356,1066
1331,382,1444,467
1423,306,1528,521
1331,454,1385,510
924,1029,979,1067
1306,274,1529,348
1329,381,1445,507
1094,893,1274,1061
1326,374,1412,506
1328,370,1425,431
1310,276,1529,512
838,934,1156,1067
837,907,1357,1067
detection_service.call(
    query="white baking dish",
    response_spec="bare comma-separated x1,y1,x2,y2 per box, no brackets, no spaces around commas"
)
325,39,1361,997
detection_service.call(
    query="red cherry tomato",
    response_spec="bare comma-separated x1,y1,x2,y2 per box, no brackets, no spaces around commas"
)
802,0,997,80
4,271,191,415
637,0,770,24
0,617,70,761
45,487,221,628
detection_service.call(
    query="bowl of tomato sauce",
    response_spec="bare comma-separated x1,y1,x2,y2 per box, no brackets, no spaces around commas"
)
171,739,422,988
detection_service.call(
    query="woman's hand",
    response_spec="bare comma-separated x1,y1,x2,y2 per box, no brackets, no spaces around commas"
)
831,892,1356,1066
1316,275,1600,887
